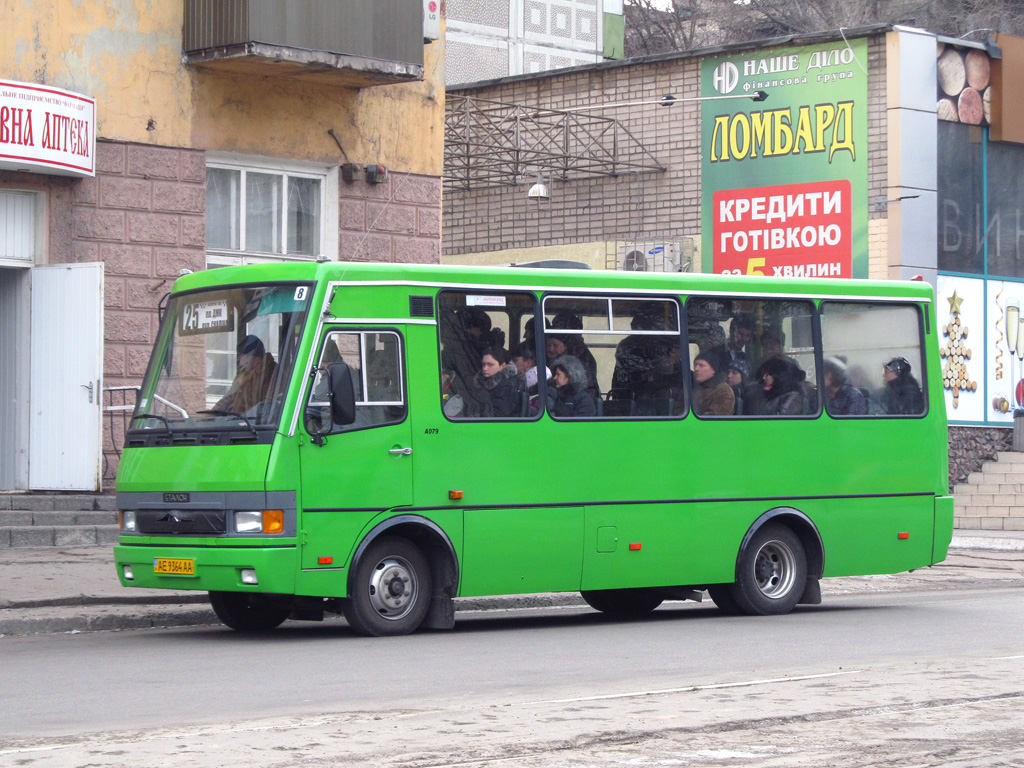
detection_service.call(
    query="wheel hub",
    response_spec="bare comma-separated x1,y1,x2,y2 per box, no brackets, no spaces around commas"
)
367,556,418,620
753,540,796,599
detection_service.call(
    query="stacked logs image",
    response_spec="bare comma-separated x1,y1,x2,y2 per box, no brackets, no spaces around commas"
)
937,44,990,125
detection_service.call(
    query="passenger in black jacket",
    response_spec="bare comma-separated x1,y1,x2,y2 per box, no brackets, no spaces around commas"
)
475,346,521,418
548,354,597,418
882,356,924,415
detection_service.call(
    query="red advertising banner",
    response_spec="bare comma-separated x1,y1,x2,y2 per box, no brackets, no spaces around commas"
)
712,179,852,278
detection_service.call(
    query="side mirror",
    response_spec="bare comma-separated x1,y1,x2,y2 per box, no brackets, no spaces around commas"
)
328,361,356,425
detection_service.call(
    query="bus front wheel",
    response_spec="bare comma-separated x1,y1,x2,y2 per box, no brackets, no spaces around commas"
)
730,523,807,616
209,591,291,631
581,588,663,618
343,536,432,637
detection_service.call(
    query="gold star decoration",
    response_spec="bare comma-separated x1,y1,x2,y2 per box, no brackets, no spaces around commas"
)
948,290,963,314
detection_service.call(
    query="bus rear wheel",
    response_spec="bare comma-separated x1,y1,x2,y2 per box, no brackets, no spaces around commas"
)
343,536,432,637
209,591,291,631
581,588,663,618
731,523,807,616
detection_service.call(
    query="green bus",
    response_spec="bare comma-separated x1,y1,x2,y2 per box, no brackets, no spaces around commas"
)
114,261,953,635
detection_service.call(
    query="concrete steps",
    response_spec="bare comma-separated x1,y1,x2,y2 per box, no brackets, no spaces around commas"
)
953,450,1024,531
0,494,118,548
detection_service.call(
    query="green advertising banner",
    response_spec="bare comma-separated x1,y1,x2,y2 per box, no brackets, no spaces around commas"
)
700,39,869,278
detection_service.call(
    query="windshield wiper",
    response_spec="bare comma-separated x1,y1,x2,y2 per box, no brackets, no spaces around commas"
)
197,410,259,436
133,412,174,436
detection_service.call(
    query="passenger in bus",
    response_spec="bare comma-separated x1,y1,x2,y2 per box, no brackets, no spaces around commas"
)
512,343,550,415
214,334,278,415
439,306,505,417
881,356,924,415
693,352,735,417
475,346,521,418
749,356,804,416
547,355,597,418
823,357,867,416
725,315,754,365
726,359,749,415
548,310,600,398
610,302,681,408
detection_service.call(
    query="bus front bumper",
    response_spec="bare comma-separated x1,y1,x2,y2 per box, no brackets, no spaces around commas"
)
114,543,298,595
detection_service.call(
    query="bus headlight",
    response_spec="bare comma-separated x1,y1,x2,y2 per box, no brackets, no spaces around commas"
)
234,510,284,534
120,510,137,532
235,511,263,533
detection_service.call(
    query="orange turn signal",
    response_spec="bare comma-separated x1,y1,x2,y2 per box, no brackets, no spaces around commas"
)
629,543,642,551
264,510,285,534
318,556,333,565
449,490,464,500
898,532,910,540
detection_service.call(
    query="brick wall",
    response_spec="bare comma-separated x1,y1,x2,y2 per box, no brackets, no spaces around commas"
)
340,173,442,263
445,32,890,269
444,57,702,256
69,140,207,485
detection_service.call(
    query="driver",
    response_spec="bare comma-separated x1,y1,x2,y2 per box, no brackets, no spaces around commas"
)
214,334,278,414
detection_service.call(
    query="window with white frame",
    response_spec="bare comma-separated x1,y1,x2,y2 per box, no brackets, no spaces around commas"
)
206,158,332,260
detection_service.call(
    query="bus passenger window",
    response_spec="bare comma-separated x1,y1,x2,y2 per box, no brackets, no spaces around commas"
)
820,302,926,417
543,296,684,419
437,291,540,420
687,297,817,418
305,331,406,434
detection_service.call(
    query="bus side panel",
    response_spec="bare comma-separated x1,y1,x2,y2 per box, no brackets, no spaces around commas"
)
817,495,935,576
580,502,748,591
460,507,584,596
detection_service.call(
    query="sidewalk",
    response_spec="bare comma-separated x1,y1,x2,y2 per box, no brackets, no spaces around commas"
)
1,531,1022,637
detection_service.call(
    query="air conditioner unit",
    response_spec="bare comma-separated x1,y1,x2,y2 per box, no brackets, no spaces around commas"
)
618,242,682,272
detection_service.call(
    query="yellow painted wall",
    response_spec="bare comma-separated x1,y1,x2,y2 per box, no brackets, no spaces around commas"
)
1,0,443,174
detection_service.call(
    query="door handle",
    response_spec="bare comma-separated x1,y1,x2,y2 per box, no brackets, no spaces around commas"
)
389,447,413,455
81,381,94,404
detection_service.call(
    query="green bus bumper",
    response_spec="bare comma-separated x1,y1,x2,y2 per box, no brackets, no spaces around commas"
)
114,543,299,595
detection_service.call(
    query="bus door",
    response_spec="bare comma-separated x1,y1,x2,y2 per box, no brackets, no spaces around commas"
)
298,328,412,569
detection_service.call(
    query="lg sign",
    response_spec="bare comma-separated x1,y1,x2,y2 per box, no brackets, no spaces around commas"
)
713,62,738,95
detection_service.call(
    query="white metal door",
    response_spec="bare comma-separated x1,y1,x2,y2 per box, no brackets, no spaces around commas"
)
29,263,104,491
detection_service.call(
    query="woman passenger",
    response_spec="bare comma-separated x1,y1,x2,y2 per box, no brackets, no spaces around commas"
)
752,356,803,416
548,354,597,418
476,346,521,418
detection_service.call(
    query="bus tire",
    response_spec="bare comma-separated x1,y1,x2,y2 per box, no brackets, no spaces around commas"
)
580,588,663,617
707,585,742,615
209,591,290,631
731,523,807,616
343,536,432,637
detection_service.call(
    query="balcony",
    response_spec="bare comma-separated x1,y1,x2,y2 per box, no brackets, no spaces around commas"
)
183,0,425,87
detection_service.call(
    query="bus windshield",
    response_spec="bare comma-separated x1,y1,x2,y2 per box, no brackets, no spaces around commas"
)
130,283,313,437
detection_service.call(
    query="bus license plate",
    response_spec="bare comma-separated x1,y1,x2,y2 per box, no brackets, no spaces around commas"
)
153,558,195,576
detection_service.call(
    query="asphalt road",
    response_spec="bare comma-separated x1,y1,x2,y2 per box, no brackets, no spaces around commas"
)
2,552,1023,767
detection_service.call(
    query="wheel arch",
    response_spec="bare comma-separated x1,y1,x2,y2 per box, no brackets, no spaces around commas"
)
348,514,459,600
737,507,824,580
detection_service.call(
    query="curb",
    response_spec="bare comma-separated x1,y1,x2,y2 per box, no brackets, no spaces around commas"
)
0,594,586,638
950,535,1024,552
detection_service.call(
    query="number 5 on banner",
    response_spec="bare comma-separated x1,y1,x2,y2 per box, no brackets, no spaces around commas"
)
746,258,766,276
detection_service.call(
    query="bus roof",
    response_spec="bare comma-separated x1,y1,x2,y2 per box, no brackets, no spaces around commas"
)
172,260,934,303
